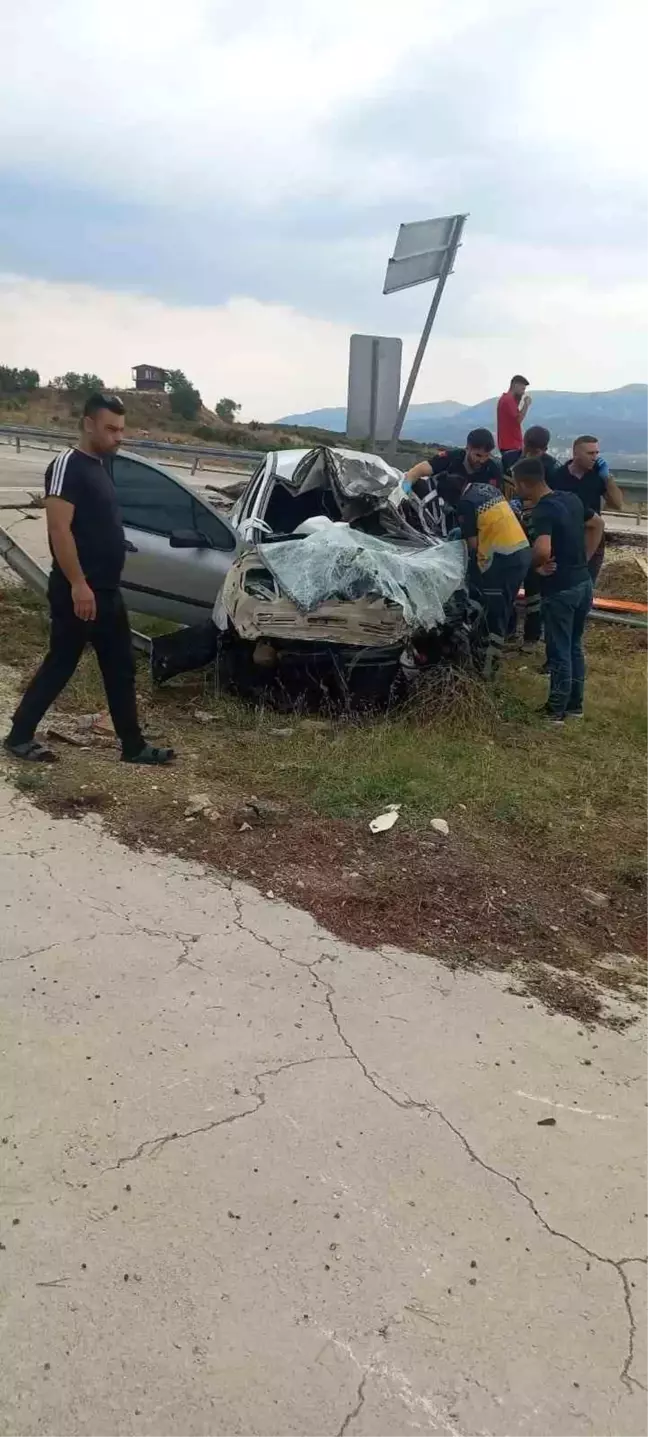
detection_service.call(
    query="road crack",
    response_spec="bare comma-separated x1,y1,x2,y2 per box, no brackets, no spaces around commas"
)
108,1055,351,1170
337,1373,368,1436
312,968,646,1396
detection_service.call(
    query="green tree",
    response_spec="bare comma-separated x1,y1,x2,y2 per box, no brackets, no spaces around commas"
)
166,369,202,421
215,397,241,424
0,365,40,393
53,372,105,395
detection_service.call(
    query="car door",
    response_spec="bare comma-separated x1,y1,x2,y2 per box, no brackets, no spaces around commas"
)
109,452,239,625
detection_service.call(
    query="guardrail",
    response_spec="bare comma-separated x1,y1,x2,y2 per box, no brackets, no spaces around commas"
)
0,424,264,470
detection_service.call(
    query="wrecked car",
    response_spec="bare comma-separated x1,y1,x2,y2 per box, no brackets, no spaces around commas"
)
147,445,484,709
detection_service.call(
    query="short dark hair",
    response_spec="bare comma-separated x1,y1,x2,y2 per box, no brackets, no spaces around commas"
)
466,427,495,452
510,374,529,387
83,392,125,419
574,434,598,448
513,457,544,484
524,425,550,451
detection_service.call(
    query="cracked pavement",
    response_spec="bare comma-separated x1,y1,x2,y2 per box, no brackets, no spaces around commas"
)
0,775,646,1436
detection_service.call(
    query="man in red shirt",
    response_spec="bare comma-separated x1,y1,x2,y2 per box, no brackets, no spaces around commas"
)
497,375,531,471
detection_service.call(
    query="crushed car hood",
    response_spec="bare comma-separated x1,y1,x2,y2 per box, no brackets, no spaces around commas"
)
257,529,466,632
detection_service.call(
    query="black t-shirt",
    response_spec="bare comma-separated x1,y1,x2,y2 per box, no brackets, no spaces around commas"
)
538,452,559,483
550,461,606,514
528,490,594,595
45,448,126,589
430,448,503,488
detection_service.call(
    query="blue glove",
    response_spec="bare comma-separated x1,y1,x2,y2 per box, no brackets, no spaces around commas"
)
446,526,461,541
595,457,609,480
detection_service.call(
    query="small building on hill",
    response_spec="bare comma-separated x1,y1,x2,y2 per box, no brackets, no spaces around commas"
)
132,364,168,392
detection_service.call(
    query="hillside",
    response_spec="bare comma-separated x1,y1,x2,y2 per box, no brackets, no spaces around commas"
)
279,385,648,459
0,387,432,460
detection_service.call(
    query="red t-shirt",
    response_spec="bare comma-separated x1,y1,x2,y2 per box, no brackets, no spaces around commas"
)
497,392,523,451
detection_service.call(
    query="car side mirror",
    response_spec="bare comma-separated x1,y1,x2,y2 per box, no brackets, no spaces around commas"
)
169,529,214,550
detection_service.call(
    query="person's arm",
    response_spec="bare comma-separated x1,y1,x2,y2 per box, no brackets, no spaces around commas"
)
404,461,432,484
456,498,478,555
45,497,96,620
603,472,623,511
530,533,555,575
584,511,604,561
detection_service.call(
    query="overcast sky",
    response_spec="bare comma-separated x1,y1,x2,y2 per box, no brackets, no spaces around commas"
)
0,0,645,418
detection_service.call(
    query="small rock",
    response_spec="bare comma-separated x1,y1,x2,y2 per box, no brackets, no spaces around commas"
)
580,887,610,909
269,727,294,738
185,794,212,817
239,822,252,832
193,710,215,724
537,1117,557,1127
430,818,450,837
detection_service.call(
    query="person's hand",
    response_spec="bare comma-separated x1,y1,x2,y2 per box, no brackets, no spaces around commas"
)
536,559,556,576
523,394,532,410
71,579,96,621
595,457,609,479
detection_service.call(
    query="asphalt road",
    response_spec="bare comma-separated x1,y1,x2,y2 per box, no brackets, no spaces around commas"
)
0,757,646,1437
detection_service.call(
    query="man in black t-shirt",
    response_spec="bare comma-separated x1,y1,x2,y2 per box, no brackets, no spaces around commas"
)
516,427,560,643
514,458,604,722
405,427,503,502
550,435,623,586
5,393,174,765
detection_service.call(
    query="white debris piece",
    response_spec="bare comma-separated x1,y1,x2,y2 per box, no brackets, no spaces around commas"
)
430,818,450,836
369,804,401,834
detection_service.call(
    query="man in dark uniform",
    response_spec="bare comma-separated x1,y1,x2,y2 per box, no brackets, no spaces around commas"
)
516,426,560,643
407,432,528,677
550,435,623,586
4,393,175,765
405,427,503,498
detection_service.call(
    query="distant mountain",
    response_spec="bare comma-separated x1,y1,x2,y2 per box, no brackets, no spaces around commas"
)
278,386,647,458
276,399,467,432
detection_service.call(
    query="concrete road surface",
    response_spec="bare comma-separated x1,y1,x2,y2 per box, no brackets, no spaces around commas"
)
0,759,645,1437
0,445,246,501
1,443,645,538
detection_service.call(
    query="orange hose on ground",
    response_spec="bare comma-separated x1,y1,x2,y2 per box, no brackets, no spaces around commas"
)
516,589,647,615
592,596,647,615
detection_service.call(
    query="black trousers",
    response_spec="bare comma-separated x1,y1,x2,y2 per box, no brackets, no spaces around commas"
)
9,577,144,756
473,551,531,677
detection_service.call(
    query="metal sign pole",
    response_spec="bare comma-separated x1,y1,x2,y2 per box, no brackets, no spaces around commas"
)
386,214,466,463
368,338,380,448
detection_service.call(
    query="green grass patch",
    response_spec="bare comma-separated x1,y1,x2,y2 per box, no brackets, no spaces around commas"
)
1,580,645,885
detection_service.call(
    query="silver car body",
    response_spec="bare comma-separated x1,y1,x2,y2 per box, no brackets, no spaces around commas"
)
109,445,422,628
105,449,240,625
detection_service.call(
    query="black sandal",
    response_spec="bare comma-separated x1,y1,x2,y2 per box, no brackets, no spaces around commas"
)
3,738,58,763
121,743,176,766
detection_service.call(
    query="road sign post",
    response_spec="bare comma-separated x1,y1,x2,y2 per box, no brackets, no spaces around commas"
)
383,213,467,462
346,334,402,445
